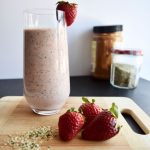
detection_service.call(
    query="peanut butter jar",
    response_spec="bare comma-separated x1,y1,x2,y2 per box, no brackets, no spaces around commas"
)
91,25,123,80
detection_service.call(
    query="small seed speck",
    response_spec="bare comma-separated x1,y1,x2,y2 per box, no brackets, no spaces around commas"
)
5,126,57,150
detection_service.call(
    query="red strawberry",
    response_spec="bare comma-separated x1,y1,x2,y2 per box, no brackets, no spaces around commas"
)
82,103,121,141
56,1,77,26
79,97,102,127
58,107,84,141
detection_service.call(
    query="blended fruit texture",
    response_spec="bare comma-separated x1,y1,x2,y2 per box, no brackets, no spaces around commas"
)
24,28,70,110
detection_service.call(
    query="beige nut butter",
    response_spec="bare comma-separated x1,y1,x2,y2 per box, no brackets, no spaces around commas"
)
91,25,123,80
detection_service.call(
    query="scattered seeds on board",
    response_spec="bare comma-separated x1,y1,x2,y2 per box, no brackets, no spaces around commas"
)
6,126,57,150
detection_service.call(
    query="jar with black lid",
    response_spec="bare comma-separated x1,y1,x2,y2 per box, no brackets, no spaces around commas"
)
91,25,123,79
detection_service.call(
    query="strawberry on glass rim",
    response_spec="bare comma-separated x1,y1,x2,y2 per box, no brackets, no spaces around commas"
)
56,1,77,26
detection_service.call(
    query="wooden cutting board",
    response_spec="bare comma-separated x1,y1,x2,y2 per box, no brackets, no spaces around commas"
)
0,96,150,150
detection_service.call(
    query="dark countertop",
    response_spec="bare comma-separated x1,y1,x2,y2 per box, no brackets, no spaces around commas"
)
0,76,149,115
0,76,150,134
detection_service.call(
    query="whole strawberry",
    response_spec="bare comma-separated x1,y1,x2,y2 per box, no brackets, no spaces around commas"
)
79,97,102,127
82,103,121,141
56,1,77,26
58,107,84,141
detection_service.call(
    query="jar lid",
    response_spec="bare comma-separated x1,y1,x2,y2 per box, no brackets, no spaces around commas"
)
112,49,143,56
93,25,123,33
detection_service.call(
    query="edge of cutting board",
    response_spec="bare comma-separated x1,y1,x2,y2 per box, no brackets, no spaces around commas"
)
0,96,150,150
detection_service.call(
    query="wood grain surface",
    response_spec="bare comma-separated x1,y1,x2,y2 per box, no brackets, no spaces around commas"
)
0,96,150,150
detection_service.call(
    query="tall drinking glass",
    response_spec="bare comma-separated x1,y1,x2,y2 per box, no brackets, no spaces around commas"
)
23,9,70,115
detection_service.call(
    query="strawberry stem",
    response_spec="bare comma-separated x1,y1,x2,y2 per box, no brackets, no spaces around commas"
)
92,99,95,103
82,97,96,104
109,103,119,118
82,97,90,103
78,108,82,114
67,107,76,112
117,125,123,132
56,1,77,6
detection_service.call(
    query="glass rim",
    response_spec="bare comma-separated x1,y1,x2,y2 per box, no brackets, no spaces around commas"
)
23,8,64,16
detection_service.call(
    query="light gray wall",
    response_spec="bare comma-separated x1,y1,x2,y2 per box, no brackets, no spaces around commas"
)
0,0,150,80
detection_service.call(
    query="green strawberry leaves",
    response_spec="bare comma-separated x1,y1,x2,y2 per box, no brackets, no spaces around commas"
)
109,102,119,118
67,107,77,113
82,98,119,118
82,97,95,104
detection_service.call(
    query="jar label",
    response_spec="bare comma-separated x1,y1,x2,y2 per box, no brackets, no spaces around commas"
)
91,41,97,72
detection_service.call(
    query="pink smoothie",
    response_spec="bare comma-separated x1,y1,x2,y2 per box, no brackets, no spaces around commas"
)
24,28,70,111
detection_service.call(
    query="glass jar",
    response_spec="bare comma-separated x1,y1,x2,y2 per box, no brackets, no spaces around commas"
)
91,25,123,79
23,9,70,115
110,49,143,89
